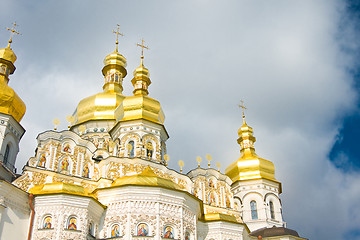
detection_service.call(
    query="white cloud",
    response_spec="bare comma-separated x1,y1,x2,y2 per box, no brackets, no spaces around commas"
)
1,0,360,239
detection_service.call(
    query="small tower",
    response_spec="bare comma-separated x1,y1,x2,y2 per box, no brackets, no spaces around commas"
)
111,39,168,164
225,102,284,231
71,25,127,132
0,23,26,181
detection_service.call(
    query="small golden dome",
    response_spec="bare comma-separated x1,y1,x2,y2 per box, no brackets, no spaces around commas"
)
72,48,127,125
133,57,150,79
114,54,165,125
0,44,26,122
115,95,165,124
225,116,277,183
0,46,17,65
111,166,181,190
102,49,127,78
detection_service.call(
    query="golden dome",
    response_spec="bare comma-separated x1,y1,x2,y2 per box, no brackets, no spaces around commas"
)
102,49,127,78
73,91,126,124
115,95,165,124
225,117,277,183
114,55,165,124
73,47,127,125
111,166,181,190
0,46,17,64
0,43,26,122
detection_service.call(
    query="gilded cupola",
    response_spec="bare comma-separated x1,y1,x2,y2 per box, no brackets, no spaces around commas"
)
0,24,26,122
225,106,276,183
72,26,127,125
115,40,165,124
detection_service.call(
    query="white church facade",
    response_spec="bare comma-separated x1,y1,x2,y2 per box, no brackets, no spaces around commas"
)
0,25,307,240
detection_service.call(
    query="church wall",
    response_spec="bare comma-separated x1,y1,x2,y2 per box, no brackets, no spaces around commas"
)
96,185,200,239
0,180,30,240
197,221,250,240
31,194,104,240
0,113,25,175
231,179,284,232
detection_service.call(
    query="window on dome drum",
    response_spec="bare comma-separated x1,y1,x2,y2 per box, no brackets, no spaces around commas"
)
0,64,6,74
270,201,275,219
3,144,10,165
146,142,153,158
128,141,135,158
250,200,258,220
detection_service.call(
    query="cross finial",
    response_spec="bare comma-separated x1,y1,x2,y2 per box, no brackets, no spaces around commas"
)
112,24,124,52
136,39,149,64
238,100,247,120
6,22,20,48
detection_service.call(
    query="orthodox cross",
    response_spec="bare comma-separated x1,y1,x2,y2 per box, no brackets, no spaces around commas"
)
6,22,20,47
137,39,149,58
112,24,124,51
238,100,247,119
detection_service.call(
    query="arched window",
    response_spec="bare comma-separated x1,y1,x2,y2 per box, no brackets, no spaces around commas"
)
250,200,258,220
146,142,153,158
128,141,135,158
3,144,10,164
88,222,94,236
270,201,275,219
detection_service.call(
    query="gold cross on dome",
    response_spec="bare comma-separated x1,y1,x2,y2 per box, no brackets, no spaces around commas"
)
112,24,124,50
6,22,20,47
137,39,149,57
238,100,247,118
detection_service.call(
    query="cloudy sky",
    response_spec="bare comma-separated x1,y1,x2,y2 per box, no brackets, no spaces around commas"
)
2,0,360,239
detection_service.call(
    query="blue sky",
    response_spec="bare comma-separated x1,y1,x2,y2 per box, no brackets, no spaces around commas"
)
1,1,360,239
330,0,360,174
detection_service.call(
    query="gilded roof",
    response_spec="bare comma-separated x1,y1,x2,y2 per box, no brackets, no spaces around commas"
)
0,45,26,122
111,166,181,190
225,118,277,183
29,182,92,197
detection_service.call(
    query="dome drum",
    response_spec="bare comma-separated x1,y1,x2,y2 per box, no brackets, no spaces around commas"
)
0,60,15,80
102,63,127,80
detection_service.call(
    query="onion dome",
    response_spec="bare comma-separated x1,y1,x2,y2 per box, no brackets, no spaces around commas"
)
225,115,277,183
115,42,165,124
132,55,150,96
111,166,181,190
72,46,127,125
0,39,26,122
